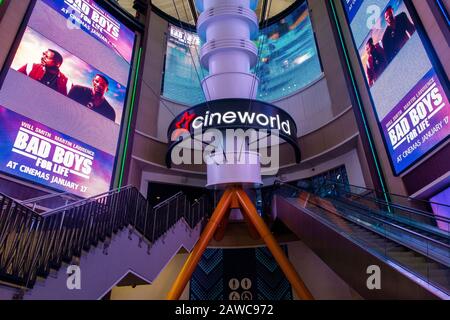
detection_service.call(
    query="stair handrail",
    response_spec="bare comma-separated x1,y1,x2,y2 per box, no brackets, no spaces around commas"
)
18,191,78,205
41,185,135,217
153,191,184,210
0,186,212,289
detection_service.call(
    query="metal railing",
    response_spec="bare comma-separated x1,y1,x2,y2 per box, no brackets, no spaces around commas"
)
274,181,450,248
272,181,450,294
322,180,449,218
0,186,211,289
320,180,450,237
18,191,80,212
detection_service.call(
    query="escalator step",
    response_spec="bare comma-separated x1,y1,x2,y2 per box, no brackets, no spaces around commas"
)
394,256,428,265
390,251,422,258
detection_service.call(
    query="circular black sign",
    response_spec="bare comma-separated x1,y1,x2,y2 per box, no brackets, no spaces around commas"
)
166,98,301,168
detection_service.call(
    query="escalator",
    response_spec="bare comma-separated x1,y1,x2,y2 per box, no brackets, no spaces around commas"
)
271,181,450,299
324,181,450,245
330,197,449,246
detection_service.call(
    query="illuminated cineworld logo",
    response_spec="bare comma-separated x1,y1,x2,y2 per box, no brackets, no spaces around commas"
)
171,99,297,137
167,99,301,168
182,110,293,136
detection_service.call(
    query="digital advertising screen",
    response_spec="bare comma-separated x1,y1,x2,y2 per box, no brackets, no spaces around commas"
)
256,1,322,101
162,25,206,106
0,0,10,21
0,0,136,197
341,0,450,175
161,1,322,105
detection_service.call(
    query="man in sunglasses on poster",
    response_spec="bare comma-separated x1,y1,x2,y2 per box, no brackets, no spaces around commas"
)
382,5,416,63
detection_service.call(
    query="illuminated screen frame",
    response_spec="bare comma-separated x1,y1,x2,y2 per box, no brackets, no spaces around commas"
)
0,0,138,196
339,0,450,176
435,0,450,25
0,0,11,22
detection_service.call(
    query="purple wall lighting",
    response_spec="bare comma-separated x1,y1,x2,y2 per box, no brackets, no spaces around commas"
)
430,187,450,232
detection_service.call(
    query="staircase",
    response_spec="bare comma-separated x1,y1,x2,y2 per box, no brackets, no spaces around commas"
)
0,186,212,299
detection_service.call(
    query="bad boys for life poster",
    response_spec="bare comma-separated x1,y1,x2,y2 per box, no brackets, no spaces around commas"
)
42,0,135,63
0,0,136,196
0,105,114,198
342,0,450,174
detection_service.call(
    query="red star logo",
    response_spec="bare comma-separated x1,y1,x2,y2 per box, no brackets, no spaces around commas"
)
176,112,196,130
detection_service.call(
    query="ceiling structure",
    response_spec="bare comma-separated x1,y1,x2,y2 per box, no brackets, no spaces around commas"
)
116,0,137,16
116,0,296,24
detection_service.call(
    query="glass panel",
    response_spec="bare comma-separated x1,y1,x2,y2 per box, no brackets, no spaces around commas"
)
161,2,322,104
274,183,450,295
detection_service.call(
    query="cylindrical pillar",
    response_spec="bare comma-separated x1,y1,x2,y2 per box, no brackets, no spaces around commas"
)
196,0,262,188
196,0,259,100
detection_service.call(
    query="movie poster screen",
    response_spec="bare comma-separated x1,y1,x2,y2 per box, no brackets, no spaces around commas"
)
0,0,136,197
11,27,127,123
342,0,450,175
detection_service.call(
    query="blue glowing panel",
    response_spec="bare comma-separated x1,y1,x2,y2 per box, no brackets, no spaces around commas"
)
162,26,206,106
256,2,322,101
161,2,322,105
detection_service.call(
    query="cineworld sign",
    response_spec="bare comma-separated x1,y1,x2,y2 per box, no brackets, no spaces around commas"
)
166,98,301,168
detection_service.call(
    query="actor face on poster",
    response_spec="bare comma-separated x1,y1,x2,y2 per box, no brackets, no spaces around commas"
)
362,5,416,87
344,0,450,175
68,75,116,122
18,49,71,96
15,45,118,122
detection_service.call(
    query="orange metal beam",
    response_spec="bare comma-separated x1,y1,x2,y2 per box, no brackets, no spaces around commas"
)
167,188,233,300
236,188,314,300
167,186,314,300
213,208,230,241
242,208,261,240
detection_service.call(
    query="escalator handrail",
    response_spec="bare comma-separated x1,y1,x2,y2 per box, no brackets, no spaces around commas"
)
330,195,450,242
331,186,450,223
314,195,450,250
327,180,450,208
279,192,450,289
274,182,450,250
